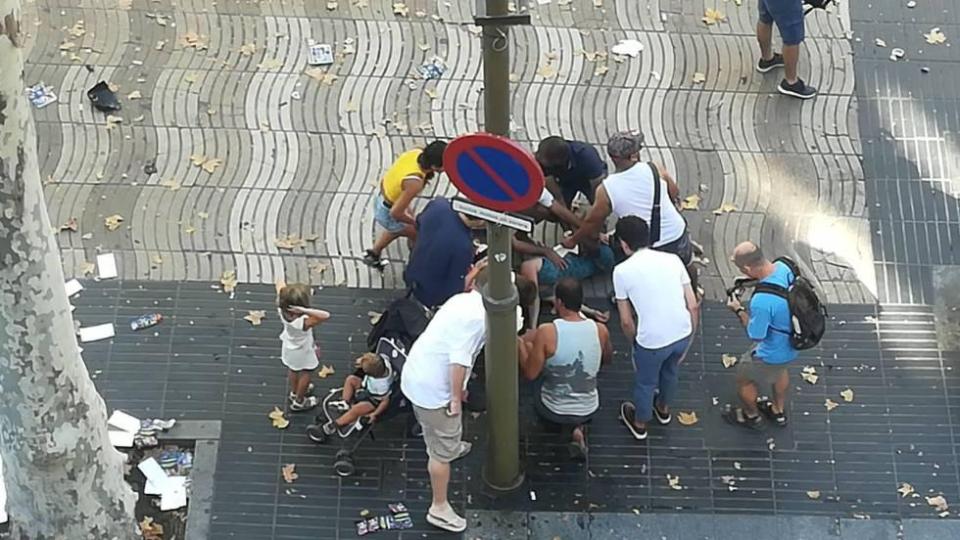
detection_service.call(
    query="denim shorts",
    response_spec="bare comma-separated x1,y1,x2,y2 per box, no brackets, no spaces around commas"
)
373,195,406,233
759,0,805,45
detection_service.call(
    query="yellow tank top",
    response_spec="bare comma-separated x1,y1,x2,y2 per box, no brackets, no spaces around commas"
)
381,149,425,205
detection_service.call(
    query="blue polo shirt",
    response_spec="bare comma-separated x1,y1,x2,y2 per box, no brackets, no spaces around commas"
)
556,141,607,190
748,261,798,364
404,198,474,308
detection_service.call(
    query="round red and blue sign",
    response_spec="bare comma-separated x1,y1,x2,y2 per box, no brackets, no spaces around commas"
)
443,133,545,213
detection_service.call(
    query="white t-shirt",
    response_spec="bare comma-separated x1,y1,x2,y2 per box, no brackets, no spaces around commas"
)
401,289,521,409
613,248,692,349
602,162,685,247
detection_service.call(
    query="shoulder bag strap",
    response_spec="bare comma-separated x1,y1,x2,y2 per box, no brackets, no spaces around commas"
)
648,162,662,244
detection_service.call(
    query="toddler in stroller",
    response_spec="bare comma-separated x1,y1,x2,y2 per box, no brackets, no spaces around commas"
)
315,349,395,439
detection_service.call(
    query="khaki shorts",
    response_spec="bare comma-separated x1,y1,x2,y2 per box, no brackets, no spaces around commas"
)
413,404,463,463
736,350,788,392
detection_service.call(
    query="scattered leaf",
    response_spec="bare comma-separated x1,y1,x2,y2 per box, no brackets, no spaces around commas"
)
721,354,738,368
666,474,683,490
924,27,947,45
733,461,742,470
275,235,306,250
105,115,124,129
344,100,358,112
281,463,298,482
418,42,431,51
258,58,284,70
244,310,266,325
80,261,96,275
840,388,854,402
309,261,329,274
305,67,338,85
702,8,726,25
67,20,86,38
677,411,699,426
824,398,839,411
874,38,887,47
268,406,289,429
220,270,238,293
393,2,410,16
161,179,181,191
692,72,706,84
184,72,199,84
140,516,164,540
152,255,163,265
197,211,209,220
155,40,166,51
536,63,558,79
104,214,124,231
126,90,142,100
189,154,224,173
58,41,76,51
179,31,209,50
801,366,819,384
927,495,949,512
424,88,438,100
368,311,383,325
184,225,197,234
681,194,701,210
60,217,79,232
318,365,336,379
327,1,339,9
807,490,821,500
239,43,256,56
712,202,738,215
898,482,915,498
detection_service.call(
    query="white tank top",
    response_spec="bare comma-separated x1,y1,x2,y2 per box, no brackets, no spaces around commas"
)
603,162,685,247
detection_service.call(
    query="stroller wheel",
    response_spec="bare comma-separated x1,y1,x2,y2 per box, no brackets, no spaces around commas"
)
333,452,355,477
306,424,328,444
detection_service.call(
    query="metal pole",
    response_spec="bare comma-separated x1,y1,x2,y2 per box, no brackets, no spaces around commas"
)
480,0,523,491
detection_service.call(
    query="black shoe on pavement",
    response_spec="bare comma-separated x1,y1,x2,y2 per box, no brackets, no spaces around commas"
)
777,78,818,99
653,404,672,426
362,250,386,270
756,53,785,73
620,402,648,440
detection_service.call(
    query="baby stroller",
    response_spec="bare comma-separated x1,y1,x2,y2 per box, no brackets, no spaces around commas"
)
305,296,431,477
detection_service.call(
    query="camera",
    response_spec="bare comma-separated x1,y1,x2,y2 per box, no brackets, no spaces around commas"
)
725,277,757,301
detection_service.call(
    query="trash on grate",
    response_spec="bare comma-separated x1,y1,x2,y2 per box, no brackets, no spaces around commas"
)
130,313,163,331
26,83,58,108
417,57,446,80
87,80,121,112
307,43,334,65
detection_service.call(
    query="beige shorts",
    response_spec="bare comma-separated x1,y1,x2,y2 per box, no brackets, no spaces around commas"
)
413,404,462,463
736,350,788,392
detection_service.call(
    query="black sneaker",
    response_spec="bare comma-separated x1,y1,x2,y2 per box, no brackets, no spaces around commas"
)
620,402,648,440
777,78,818,99
653,405,672,426
362,250,386,270
756,53,785,73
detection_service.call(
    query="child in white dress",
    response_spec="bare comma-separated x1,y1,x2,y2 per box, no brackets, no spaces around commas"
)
278,283,330,411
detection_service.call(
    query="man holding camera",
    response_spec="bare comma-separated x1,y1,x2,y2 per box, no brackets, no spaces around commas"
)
756,0,817,99
724,242,798,429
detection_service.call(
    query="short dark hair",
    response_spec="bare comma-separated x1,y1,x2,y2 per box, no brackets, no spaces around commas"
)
535,136,570,170
554,277,583,311
420,140,447,169
616,216,651,251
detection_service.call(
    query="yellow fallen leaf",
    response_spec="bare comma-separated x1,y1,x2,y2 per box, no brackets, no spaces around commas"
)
179,31,208,50
80,261,96,275
244,310,266,325
840,388,854,402
594,63,609,77
666,474,683,490
161,179,181,191
152,255,163,265
258,58,284,70
898,482,915,498
60,217,79,232
183,225,197,234
275,235,306,250
801,366,819,385
305,67,338,86
309,261,329,274
184,72,199,84
677,411,699,426
344,100,358,112
712,202,738,215
824,398,839,411
927,495,949,512
806,490,821,500
681,194,700,210
721,354,738,368
418,42,431,51
59,41,76,51
239,43,256,56
924,27,947,45
126,90,142,100
368,311,383,325
537,63,558,79
692,72,706,84
282,463,298,482
268,406,289,429
424,88,438,100
317,365,336,379
393,2,409,16
197,211,209,220
702,8,726,25
104,214,124,231
327,1,339,9
220,270,238,293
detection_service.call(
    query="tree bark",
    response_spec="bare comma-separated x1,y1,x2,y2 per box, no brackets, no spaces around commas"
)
0,1,137,538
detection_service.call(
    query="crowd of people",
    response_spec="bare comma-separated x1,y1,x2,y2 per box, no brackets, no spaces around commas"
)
269,129,807,533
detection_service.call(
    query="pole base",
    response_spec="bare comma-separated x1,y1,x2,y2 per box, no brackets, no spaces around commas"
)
481,466,525,493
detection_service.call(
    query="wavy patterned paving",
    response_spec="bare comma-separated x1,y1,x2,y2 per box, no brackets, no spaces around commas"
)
26,0,870,302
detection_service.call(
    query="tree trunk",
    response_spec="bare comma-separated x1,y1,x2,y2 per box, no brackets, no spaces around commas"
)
0,1,137,538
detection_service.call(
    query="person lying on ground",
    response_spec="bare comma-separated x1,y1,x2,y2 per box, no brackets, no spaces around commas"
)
320,352,393,435
523,237,615,323
519,278,613,461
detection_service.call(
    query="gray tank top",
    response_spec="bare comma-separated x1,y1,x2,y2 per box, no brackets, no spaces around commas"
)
540,319,601,417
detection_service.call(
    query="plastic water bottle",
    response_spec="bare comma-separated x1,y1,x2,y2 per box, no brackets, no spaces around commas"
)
130,313,163,331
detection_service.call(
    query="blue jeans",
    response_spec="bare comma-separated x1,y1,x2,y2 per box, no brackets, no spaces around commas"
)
632,336,691,422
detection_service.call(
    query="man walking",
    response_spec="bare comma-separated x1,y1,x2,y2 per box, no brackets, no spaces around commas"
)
723,242,798,429
562,131,697,289
535,136,607,209
363,140,447,269
756,0,817,99
613,217,699,440
400,269,529,533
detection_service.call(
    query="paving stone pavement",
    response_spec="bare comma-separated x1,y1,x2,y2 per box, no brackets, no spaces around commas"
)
24,0,872,304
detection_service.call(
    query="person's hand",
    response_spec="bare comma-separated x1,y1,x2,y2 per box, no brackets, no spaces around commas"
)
726,297,742,313
288,305,308,314
560,236,578,250
447,400,462,417
546,250,569,270
599,233,610,245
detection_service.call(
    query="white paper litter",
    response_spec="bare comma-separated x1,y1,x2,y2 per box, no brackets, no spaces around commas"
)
107,430,134,448
108,410,141,434
64,279,83,297
138,458,173,492
611,39,644,57
160,480,188,511
79,323,115,343
97,253,118,279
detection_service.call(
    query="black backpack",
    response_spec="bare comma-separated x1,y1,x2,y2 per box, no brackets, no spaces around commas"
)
753,257,827,350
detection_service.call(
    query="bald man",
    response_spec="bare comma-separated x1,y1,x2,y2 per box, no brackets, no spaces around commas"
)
723,242,798,430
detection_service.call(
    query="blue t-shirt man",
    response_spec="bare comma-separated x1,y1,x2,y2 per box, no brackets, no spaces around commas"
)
748,261,798,364
403,198,475,308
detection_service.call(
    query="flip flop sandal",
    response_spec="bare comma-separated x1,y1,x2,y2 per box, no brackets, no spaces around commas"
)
722,405,765,431
757,399,788,427
426,511,467,533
